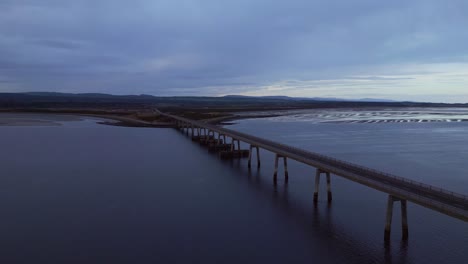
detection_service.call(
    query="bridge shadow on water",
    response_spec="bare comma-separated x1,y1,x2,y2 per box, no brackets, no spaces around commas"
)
219,154,411,264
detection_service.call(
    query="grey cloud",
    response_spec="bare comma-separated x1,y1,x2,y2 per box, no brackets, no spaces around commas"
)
27,39,86,50
0,0,467,99
347,76,415,81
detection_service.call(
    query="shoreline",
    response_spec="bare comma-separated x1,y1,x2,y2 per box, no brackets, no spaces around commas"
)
3,106,468,127
0,108,284,128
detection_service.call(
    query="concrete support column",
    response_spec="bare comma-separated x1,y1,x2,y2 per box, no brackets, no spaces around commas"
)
231,138,240,151
256,146,261,167
273,154,279,181
314,169,332,203
207,130,215,143
384,195,394,241
314,170,321,202
283,156,289,182
401,200,409,239
248,145,253,168
273,154,288,183
384,195,409,241
205,130,210,143
326,172,332,202
248,145,261,169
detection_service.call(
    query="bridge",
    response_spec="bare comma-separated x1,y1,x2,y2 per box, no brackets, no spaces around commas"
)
160,112,468,241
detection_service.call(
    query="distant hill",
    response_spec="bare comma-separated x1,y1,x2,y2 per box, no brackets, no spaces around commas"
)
0,92,466,111
18,92,396,103
223,95,397,102
24,92,155,99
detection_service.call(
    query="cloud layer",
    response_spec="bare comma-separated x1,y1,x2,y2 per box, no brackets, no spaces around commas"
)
1,0,468,102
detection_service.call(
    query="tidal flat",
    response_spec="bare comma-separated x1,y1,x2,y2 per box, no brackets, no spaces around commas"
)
0,113,83,126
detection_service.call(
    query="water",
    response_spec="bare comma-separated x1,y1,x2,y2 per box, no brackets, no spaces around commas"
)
0,113,466,263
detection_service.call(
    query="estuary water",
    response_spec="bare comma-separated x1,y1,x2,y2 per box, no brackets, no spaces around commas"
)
0,112,466,263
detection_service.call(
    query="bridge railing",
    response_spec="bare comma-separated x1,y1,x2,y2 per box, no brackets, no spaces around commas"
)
215,126,468,203
169,114,468,204
344,168,468,219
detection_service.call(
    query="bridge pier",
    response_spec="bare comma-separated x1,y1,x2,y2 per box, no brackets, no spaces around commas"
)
231,138,241,151
191,127,200,140
384,195,409,241
194,128,205,141
273,154,288,183
217,133,226,145
313,169,332,203
248,145,261,169
218,138,248,159
207,130,215,143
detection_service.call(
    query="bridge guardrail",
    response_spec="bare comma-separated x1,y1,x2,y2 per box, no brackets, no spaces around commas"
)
167,114,468,207
221,127,468,203
218,122,468,203
335,166,468,219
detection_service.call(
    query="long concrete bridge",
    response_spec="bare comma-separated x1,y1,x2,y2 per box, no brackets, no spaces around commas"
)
160,112,468,241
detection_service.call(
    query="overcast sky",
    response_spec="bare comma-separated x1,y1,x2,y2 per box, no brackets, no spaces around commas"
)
1,1,468,102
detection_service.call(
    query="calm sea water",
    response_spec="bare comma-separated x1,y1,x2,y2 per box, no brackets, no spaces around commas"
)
0,112,466,263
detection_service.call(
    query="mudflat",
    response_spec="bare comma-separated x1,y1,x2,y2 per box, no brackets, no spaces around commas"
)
0,113,82,126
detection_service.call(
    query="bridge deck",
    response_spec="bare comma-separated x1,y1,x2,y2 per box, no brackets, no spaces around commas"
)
164,113,468,222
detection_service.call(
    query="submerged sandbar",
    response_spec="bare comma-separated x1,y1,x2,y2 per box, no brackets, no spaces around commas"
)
0,113,83,126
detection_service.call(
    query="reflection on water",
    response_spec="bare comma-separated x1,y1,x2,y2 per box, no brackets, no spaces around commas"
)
0,113,466,263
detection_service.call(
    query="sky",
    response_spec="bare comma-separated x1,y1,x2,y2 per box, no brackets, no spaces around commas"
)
1,0,468,102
